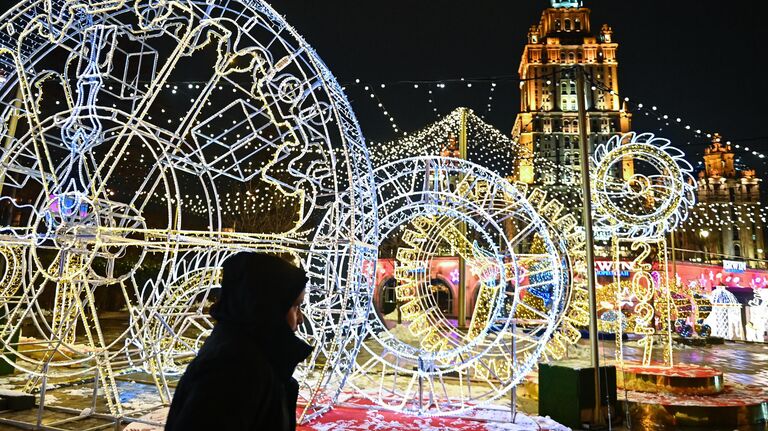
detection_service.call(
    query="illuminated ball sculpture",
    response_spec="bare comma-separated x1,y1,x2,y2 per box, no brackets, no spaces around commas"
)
348,156,566,416
0,0,376,419
592,132,696,238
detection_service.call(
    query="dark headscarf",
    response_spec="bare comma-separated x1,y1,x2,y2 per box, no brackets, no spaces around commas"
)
166,252,311,431
211,252,308,330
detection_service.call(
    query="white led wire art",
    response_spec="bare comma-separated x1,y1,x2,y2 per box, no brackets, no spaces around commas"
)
706,286,743,340
347,156,566,416
746,288,767,342
591,132,696,367
0,0,377,420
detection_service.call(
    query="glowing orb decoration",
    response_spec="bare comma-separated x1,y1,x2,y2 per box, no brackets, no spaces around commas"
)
591,132,696,239
0,0,376,419
349,156,566,416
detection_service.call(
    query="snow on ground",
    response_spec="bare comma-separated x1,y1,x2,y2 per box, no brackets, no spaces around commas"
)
123,407,167,431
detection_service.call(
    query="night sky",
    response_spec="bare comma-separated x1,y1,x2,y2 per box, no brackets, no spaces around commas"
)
2,1,766,172
269,0,768,173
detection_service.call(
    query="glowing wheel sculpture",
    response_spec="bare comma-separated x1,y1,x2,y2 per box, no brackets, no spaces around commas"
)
591,132,696,367
0,0,376,419
349,156,565,415
592,132,696,239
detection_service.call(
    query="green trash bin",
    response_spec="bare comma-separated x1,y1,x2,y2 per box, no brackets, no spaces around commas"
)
539,361,617,429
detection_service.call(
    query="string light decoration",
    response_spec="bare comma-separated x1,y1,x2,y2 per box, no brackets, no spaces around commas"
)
349,156,566,416
592,132,697,368
368,107,585,209
595,280,633,332
678,202,767,233
583,71,768,162
369,108,525,177
0,0,377,421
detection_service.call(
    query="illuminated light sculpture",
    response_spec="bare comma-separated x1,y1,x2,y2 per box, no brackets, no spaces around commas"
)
705,286,744,340
515,186,589,361
370,109,590,362
591,132,696,367
349,156,567,416
746,288,767,342
0,0,377,420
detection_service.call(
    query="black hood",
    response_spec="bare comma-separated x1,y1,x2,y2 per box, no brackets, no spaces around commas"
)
211,252,308,329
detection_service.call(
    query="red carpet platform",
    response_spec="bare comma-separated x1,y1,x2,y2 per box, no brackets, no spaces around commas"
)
124,404,568,430
298,406,493,431
297,398,569,431
622,383,768,427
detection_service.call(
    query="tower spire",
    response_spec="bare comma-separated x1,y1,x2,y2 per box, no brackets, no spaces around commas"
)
551,0,582,8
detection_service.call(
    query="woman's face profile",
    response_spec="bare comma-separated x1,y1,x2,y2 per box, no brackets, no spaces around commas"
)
286,290,305,332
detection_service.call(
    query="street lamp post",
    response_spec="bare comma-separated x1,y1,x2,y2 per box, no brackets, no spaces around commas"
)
576,66,605,427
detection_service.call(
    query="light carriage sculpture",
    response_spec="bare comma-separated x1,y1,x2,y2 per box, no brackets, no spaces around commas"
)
0,0,377,420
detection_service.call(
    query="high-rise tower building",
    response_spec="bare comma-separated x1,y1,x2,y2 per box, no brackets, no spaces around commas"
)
513,0,632,185
679,134,765,268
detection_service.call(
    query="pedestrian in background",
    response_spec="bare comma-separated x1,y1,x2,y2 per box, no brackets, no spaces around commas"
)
166,252,311,431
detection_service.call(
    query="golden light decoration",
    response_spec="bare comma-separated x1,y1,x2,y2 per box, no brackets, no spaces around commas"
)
592,132,696,239
592,132,697,368
612,239,674,366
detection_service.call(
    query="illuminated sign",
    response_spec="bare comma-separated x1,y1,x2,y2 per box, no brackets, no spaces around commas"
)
595,261,631,277
723,260,746,273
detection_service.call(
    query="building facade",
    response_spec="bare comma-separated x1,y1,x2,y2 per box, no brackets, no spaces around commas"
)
512,0,632,185
679,134,765,270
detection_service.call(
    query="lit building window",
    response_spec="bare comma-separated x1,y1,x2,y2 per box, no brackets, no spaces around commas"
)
600,118,611,133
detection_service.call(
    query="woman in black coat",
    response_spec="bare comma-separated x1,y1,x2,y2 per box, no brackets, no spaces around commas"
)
165,252,312,431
